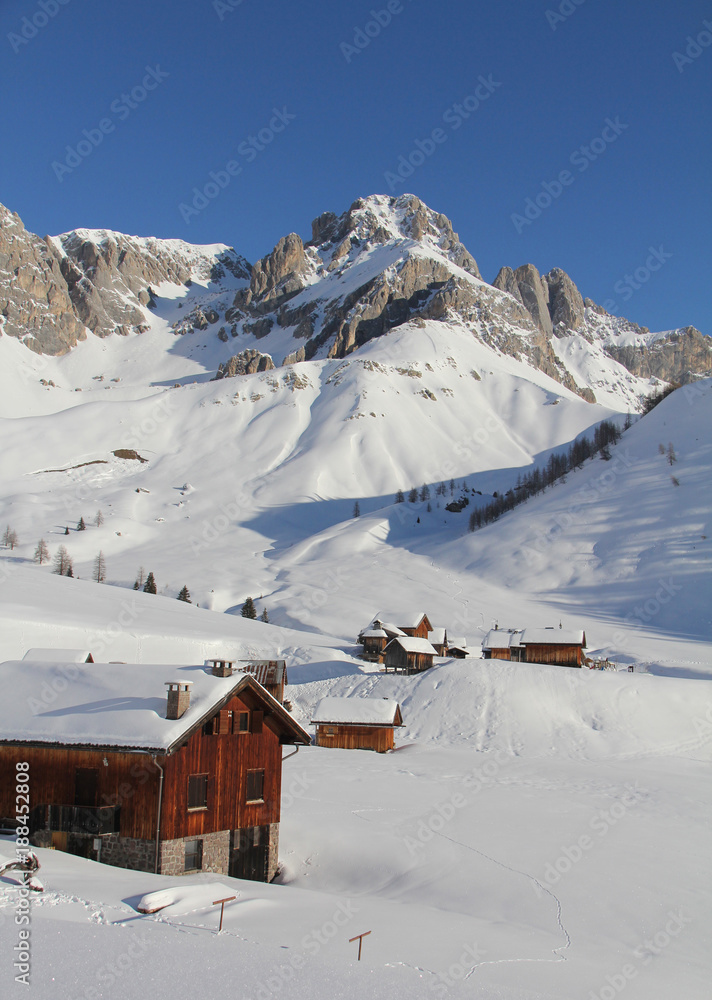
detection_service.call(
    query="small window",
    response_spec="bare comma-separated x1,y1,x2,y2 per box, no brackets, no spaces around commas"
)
185,839,202,872
245,769,265,802
235,711,250,733
187,774,208,810
324,727,336,735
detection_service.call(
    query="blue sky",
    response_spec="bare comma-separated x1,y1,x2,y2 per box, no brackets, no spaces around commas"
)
1,0,710,333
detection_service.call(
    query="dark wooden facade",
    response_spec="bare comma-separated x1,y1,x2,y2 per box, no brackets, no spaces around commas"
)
384,641,435,675
315,724,395,753
360,634,388,663
521,643,584,667
0,676,308,879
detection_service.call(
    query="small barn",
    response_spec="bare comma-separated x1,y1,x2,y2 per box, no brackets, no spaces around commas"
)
384,636,437,674
371,611,433,639
428,627,448,656
446,637,469,658
358,628,390,663
518,628,586,667
312,697,404,752
482,627,586,667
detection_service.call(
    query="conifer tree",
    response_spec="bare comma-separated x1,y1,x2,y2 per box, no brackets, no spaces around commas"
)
77,516,86,531
395,489,404,503
260,608,269,623
66,565,74,578
353,500,360,517
34,538,49,565
408,486,418,503
241,596,257,619
177,585,192,603
93,551,106,583
143,571,157,594
53,545,72,576
419,483,430,501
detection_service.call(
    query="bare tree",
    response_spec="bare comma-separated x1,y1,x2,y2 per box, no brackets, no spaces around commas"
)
34,539,49,565
3,526,18,549
93,551,106,583
667,443,677,465
95,510,104,527
53,545,72,576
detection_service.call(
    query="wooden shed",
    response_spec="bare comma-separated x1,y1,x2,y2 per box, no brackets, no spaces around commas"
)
482,627,586,667
312,697,404,752
384,636,437,674
446,637,469,658
0,657,309,882
372,611,433,639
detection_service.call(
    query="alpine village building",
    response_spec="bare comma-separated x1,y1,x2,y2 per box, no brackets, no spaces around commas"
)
312,697,404,753
0,656,309,882
482,627,587,667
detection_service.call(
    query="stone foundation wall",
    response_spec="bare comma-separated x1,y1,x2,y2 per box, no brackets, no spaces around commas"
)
101,834,155,872
159,829,230,877
267,822,279,882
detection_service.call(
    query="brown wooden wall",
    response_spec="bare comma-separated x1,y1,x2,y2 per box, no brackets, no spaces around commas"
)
0,744,162,840
0,688,287,843
524,644,582,666
161,689,283,840
315,725,394,752
486,648,512,660
385,645,434,673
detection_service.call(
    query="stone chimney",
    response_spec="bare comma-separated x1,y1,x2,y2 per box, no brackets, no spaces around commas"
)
208,659,234,678
165,681,193,720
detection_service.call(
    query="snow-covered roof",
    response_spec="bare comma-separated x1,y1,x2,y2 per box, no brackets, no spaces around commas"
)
239,659,287,687
312,696,403,727
372,611,429,630
387,637,437,655
428,628,447,645
519,628,586,646
361,628,388,638
0,660,309,752
482,630,521,650
447,638,469,651
23,648,94,663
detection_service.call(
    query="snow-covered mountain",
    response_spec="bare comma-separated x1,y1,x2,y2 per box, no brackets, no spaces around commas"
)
1,195,709,404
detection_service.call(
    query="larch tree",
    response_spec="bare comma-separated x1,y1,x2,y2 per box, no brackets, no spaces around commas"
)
260,608,269,623
53,545,72,576
408,487,418,503
3,526,18,549
93,551,106,583
394,489,404,503
34,539,50,565
95,510,104,527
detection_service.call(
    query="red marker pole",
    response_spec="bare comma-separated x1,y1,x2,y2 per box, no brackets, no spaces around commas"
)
349,930,371,961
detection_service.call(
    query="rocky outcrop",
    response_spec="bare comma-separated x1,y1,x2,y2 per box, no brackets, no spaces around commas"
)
236,233,310,315
544,267,585,332
213,349,275,379
493,263,586,336
0,201,250,354
604,326,711,384
0,205,86,354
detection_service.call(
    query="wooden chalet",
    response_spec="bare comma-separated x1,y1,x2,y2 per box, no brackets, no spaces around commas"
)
384,636,437,674
482,627,586,667
312,697,404,753
428,628,448,656
446,637,469,658
0,657,309,882
372,611,433,639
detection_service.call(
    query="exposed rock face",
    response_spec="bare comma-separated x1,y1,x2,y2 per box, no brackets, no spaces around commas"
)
604,327,711,384
0,204,86,354
493,264,553,338
0,201,250,354
544,267,585,332
213,349,275,379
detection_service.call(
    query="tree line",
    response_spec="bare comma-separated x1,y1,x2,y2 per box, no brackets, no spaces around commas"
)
468,418,623,532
